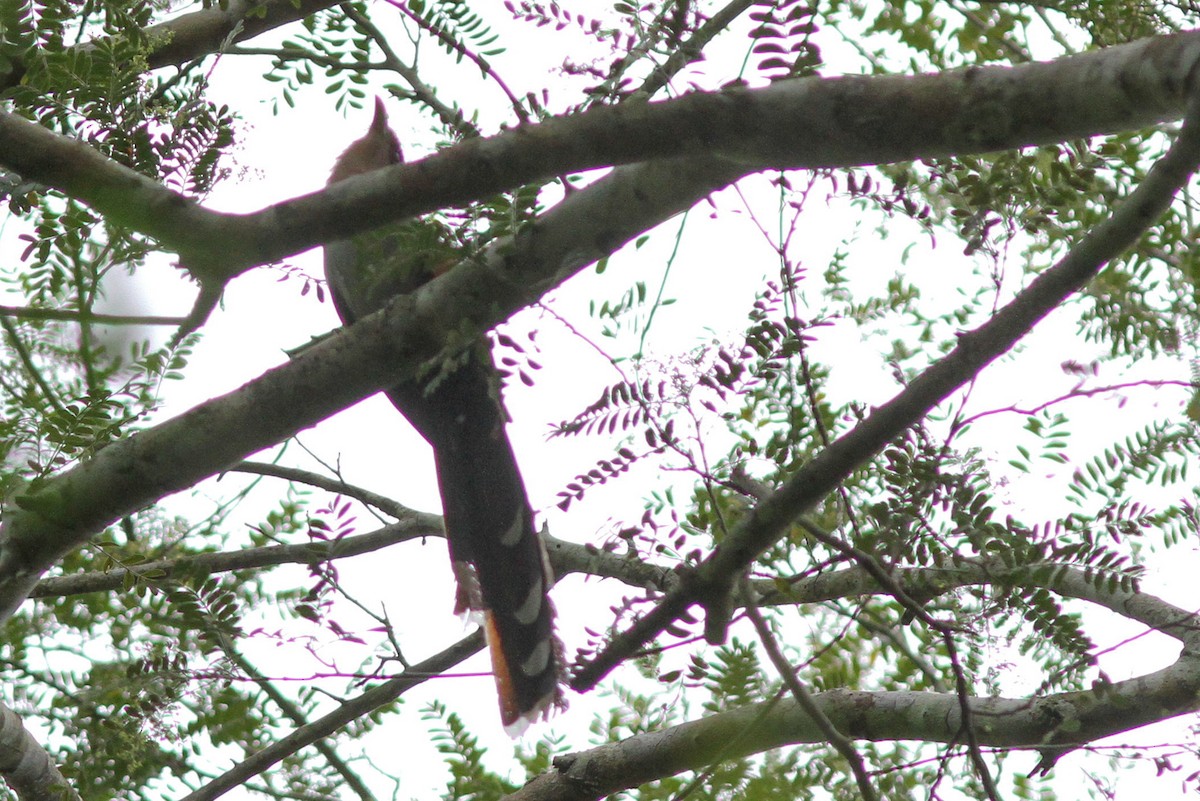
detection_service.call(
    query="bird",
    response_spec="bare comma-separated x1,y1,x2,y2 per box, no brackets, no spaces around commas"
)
323,97,561,733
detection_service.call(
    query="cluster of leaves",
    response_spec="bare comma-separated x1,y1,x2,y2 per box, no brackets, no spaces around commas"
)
5,0,234,194
886,143,1114,260
553,378,666,439
264,4,378,112
407,0,506,62
505,0,636,48
748,0,822,80
504,0,716,105
0,37,342,776
0,302,195,497
1,510,278,798
0,0,233,510
469,181,544,243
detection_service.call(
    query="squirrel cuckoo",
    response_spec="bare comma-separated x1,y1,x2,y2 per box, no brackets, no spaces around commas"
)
324,98,561,732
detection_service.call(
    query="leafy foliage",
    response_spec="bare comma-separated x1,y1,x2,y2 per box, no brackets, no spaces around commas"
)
1,1,1200,801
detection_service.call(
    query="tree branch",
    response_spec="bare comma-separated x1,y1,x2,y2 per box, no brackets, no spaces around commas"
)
742,585,879,801
0,0,345,94
0,700,80,801
571,81,1200,691
179,631,484,801
27,521,436,599
218,640,377,801
1,33,1197,277
230,461,426,521
510,652,1200,801
0,152,738,623
0,305,187,326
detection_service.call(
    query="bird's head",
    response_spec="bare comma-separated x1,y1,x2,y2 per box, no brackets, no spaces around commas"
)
328,96,403,184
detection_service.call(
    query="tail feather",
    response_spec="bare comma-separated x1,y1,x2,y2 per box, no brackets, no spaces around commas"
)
383,348,562,730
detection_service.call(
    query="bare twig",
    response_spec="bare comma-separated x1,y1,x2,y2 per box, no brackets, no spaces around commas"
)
952,379,1192,430
340,4,481,139
225,44,379,73
231,461,425,520
29,522,435,599
385,0,528,124
741,582,878,801
169,278,224,346
0,305,186,326
636,0,758,98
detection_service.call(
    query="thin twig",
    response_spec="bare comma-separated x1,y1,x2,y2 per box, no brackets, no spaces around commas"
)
741,580,878,801
219,638,378,801
953,379,1192,430
0,314,66,415
29,521,436,598
178,632,484,801
169,278,223,347
232,460,424,521
384,0,528,124
225,44,379,72
637,0,757,98
340,4,480,139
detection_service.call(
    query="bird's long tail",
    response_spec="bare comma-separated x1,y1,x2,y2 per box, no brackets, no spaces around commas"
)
383,348,561,732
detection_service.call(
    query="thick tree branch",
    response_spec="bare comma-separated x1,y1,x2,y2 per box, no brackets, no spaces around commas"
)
509,653,1200,801
37,524,1188,657
0,156,740,623
26,517,681,606
0,701,80,801
2,4,1194,798
571,80,1200,691
0,33,1198,276
138,0,342,70
763,556,1200,657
